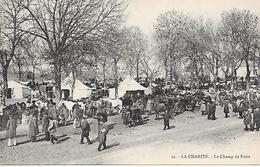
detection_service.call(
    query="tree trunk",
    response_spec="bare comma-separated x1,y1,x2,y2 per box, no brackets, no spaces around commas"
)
191,71,195,91
234,70,238,90
32,65,36,83
170,66,173,89
114,59,118,99
258,56,260,87
164,59,168,87
245,58,251,90
200,62,204,86
71,70,76,100
18,63,22,81
54,60,61,100
136,60,139,83
2,68,8,106
102,63,106,88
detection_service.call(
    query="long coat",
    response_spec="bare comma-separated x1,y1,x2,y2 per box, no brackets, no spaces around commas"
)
223,102,229,114
48,105,57,120
6,118,17,138
200,102,206,112
81,119,90,135
98,123,108,143
244,111,254,126
163,113,171,126
254,110,260,123
29,115,39,137
42,115,50,133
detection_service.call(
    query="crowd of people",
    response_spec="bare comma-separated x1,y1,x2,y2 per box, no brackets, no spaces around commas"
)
3,97,111,151
3,87,260,150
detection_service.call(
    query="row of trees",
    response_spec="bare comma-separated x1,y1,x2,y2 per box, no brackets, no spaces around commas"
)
0,0,161,103
154,9,260,90
1,0,259,104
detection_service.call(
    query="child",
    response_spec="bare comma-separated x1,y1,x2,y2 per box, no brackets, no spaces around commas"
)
6,115,17,147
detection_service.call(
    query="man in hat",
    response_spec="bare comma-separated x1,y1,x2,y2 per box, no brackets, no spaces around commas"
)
42,110,50,141
80,115,92,144
163,110,171,130
98,120,108,151
28,112,39,142
253,107,260,131
223,99,230,118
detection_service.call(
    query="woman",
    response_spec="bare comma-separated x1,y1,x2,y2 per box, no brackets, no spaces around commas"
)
244,109,254,131
28,113,39,142
200,98,206,115
6,115,17,147
98,121,108,151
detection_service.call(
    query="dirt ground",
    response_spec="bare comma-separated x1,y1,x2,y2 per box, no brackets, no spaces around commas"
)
1,105,260,165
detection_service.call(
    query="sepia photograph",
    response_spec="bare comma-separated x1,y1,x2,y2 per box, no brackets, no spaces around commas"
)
0,0,260,165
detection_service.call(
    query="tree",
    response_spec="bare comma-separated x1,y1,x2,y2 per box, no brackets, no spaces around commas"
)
123,26,148,82
95,41,113,88
219,9,248,89
12,47,27,81
20,38,43,84
0,0,28,105
239,10,258,89
19,0,126,99
103,27,129,98
139,46,163,85
63,40,97,99
153,10,189,87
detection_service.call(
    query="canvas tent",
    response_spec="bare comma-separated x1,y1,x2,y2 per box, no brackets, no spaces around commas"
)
117,75,146,98
7,80,30,99
61,73,92,100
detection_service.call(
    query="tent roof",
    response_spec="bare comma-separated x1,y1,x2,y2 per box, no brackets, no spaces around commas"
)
8,80,29,88
119,75,146,91
61,73,91,90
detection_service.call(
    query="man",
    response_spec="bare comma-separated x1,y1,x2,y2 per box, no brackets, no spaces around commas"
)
80,115,92,144
223,100,229,118
207,99,216,120
42,110,50,141
253,108,260,131
60,103,69,126
237,100,244,119
244,109,254,131
163,110,171,130
98,120,108,151
28,113,39,142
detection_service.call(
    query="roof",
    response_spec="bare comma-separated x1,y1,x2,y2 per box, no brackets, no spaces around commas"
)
8,80,29,88
118,75,146,91
61,73,91,90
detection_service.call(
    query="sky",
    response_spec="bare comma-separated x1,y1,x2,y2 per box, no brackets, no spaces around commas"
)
125,0,260,37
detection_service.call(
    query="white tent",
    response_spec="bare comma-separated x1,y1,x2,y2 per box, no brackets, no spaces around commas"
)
7,80,30,99
61,73,92,100
118,75,146,98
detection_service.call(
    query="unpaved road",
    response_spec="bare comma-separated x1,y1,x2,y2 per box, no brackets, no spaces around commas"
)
1,106,260,164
